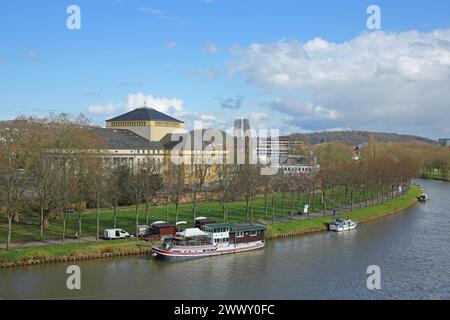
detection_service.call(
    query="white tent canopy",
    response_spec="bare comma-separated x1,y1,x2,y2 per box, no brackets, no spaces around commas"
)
176,228,209,238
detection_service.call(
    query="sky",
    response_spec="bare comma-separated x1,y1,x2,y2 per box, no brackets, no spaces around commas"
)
1,0,450,139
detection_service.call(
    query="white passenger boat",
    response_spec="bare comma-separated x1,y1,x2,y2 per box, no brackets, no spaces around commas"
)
328,219,358,232
152,223,266,260
418,194,429,202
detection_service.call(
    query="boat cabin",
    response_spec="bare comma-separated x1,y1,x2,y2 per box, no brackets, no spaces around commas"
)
200,223,267,244
194,217,217,228
230,224,266,244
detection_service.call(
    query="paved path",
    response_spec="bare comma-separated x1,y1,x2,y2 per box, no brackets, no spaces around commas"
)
0,236,101,249
271,190,406,223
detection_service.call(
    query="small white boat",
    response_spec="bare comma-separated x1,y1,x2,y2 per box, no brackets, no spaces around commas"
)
328,219,358,232
418,194,429,202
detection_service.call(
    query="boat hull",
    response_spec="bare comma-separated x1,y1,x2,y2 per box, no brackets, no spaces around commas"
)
152,241,265,260
329,223,358,232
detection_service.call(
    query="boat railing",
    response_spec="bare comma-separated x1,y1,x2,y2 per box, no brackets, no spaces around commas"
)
172,239,212,247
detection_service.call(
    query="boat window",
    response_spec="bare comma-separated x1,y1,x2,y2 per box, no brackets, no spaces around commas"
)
236,232,244,238
250,231,258,237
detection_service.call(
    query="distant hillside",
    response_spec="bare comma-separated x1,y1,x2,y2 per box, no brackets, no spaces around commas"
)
290,131,438,146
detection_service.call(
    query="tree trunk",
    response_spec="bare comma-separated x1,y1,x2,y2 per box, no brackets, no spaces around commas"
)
272,197,275,224
290,192,295,221
78,212,82,240
145,200,149,226
39,205,44,238
62,215,66,245
113,204,117,229
96,202,100,242
135,203,139,238
350,189,354,211
245,199,249,222
264,192,268,217
165,197,169,223
192,191,198,224
7,214,12,249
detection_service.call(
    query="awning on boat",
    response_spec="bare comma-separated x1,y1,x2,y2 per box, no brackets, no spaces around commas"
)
176,228,209,238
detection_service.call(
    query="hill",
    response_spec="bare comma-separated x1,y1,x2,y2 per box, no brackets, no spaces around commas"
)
290,131,438,146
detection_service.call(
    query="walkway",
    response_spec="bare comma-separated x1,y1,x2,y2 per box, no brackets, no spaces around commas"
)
0,236,102,249
272,189,406,223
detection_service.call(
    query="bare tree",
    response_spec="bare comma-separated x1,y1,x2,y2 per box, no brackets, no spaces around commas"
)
108,164,131,228
0,122,27,249
141,158,162,225
166,162,186,224
190,156,210,223
215,164,237,223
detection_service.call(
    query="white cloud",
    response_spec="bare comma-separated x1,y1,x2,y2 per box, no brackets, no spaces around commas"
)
139,7,185,24
231,29,450,137
87,92,184,116
88,103,121,115
139,7,162,15
205,43,220,54
127,93,183,113
185,68,220,80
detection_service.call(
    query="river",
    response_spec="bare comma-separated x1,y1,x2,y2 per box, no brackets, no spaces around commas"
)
0,179,449,300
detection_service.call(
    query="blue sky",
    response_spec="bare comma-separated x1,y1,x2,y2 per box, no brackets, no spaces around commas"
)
1,0,450,138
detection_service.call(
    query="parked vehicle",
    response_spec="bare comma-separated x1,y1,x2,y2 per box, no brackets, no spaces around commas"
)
103,229,130,240
137,225,152,237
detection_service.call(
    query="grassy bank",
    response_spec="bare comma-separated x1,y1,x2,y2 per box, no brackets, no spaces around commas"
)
0,239,149,268
0,186,421,268
0,187,367,243
266,185,422,239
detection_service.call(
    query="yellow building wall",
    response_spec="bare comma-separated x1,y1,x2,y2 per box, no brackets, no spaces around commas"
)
106,120,185,142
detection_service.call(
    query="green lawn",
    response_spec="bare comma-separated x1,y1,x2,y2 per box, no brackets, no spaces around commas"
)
0,187,367,243
266,185,421,238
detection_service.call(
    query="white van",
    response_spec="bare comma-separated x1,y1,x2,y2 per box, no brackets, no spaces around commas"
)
103,229,130,240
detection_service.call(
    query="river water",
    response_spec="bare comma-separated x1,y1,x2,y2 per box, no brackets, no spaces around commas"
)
0,179,449,300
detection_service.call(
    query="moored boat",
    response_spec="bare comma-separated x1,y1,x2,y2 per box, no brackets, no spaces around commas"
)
328,219,358,232
152,223,266,260
418,194,429,202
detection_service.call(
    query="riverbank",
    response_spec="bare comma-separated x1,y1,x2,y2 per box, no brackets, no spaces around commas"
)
0,186,421,268
266,185,422,239
421,174,450,182
0,239,151,268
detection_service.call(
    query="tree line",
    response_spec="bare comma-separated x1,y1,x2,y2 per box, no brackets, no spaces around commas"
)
0,115,430,248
